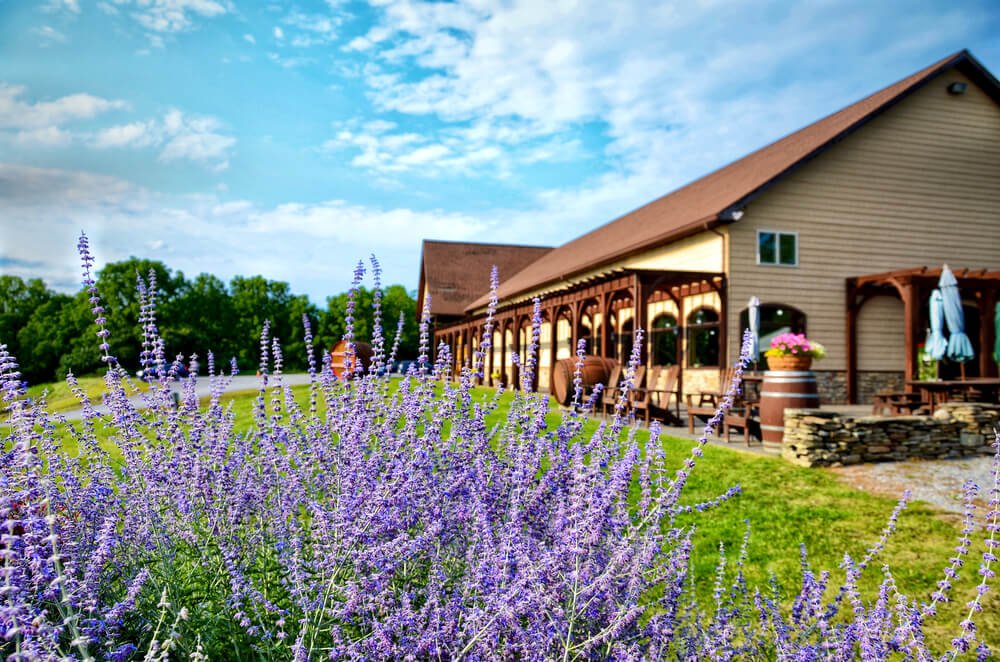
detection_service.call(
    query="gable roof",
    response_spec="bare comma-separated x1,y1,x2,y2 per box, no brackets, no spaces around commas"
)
467,49,999,312
417,240,553,318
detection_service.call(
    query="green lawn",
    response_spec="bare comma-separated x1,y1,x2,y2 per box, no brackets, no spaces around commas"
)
26,375,110,413
28,376,999,648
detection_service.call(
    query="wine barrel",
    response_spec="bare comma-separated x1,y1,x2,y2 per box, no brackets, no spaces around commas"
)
760,370,820,455
330,340,374,378
550,356,617,406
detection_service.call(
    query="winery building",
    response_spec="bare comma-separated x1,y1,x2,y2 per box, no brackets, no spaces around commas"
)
417,50,1000,404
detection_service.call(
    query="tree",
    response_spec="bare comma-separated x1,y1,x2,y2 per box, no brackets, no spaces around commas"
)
320,285,418,360
93,259,185,370
229,276,319,372
168,273,238,368
0,275,54,365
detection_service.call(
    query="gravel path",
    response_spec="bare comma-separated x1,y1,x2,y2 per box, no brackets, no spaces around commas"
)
829,454,997,514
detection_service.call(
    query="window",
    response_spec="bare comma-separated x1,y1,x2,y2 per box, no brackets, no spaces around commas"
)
757,230,798,266
686,308,720,368
650,314,679,366
739,304,807,363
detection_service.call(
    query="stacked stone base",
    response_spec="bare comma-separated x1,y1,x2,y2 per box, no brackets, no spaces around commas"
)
782,403,998,468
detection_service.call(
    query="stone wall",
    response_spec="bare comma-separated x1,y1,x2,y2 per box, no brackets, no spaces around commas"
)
795,370,904,405
782,403,998,467
857,371,905,405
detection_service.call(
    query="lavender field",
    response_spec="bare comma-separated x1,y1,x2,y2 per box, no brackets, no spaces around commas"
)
0,236,995,660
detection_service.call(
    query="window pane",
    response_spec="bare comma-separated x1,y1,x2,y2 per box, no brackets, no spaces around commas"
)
652,329,677,365
758,232,776,263
779,233,797,265
688,327,720,368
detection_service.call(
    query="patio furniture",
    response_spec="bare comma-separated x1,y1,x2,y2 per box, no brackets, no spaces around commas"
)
872,391,927,416
687,367,742,434
601,362,623,418
630,365,661,426
906,378,1000,413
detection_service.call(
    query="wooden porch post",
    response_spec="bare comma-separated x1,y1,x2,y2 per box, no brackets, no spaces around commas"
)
846,279,859,404
717,276,728,368
600,293,610,359
980,288,997,378
634,274,647,367
901,280,919,390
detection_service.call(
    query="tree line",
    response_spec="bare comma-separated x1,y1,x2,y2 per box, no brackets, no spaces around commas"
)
0,258,419,385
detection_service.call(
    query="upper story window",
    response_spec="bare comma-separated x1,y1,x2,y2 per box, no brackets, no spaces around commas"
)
757,230,798,266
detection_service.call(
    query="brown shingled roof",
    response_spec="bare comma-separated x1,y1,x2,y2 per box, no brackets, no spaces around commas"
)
418,240,553,318
467,49,998,312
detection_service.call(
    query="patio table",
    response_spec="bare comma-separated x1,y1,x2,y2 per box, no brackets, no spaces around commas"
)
905,378,1000,413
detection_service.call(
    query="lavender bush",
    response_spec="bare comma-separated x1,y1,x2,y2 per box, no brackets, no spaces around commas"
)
0,233,997,660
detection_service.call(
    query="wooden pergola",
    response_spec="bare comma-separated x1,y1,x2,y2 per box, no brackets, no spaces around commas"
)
434,268,725,393
846,266,1000,403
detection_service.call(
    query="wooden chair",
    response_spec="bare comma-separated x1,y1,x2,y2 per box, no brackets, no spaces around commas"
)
686,367,740,434
630,366,659,425
632,364,681,426
601,362,622,418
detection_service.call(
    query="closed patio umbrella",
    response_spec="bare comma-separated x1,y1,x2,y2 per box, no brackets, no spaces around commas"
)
924,289,947,361
939,265,975,375
748,296,760,367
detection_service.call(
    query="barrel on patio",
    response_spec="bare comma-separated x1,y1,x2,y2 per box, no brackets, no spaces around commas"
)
760,370,819,454
330,340,374,378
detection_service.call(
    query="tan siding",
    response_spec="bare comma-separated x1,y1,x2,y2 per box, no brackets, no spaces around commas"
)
727,70,1000,370
857,296,905,371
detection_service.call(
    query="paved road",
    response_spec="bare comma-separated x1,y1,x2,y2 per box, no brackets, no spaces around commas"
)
59,373,313,421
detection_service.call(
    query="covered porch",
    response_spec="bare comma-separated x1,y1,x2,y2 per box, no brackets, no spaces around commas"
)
846,266,1000,404
434,268,727,398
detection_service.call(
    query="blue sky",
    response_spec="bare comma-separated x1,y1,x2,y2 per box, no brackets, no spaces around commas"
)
1,0,998,304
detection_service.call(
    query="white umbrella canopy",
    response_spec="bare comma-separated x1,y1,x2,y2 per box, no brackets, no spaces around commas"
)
924,289,948,361
748,296,760,366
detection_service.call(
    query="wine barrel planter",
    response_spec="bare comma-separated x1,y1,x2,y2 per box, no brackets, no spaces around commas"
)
760,370,819,455
330,340,374,378
550,356,617,406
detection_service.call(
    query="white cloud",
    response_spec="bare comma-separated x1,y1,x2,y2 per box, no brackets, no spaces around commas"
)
338,0,984,239
34,25,68,44
0,163,490,304
273,26,284,40
323,115,584,178
42,0,80,13
93,110,235,171
92,120,157,148
114,0,230,33
243,33,256,44
13,127,72,146
0,84,128,131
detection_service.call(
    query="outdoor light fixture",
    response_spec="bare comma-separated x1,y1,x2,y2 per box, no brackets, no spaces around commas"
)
947,81,967,95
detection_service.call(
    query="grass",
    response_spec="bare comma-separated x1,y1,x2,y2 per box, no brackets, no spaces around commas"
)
26,375,110,413
25,375,999,649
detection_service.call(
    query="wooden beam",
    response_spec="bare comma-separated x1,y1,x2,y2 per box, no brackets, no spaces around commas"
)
846,279,859,404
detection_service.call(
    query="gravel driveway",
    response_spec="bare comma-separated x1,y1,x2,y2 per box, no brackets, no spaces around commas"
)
829,454,997,514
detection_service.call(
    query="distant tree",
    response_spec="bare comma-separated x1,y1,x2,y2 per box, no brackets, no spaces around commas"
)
94,259,185,370
168,273,238,368
0,275,53,365
229,276,319,372
320,285,418,359
15,293,75,384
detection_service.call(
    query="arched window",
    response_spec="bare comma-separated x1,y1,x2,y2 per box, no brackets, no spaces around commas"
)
650,314,679,366
687,308,720,368
620,318,634,363
739,304,807,363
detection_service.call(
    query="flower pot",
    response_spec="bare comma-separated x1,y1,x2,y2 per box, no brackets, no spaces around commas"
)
766,355,813,371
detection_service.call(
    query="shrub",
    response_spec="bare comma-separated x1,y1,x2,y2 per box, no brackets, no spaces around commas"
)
0,234,996,660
